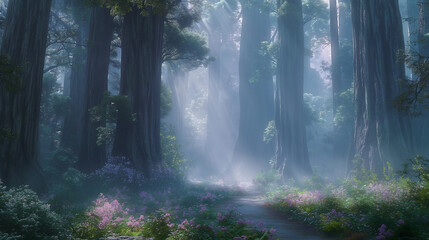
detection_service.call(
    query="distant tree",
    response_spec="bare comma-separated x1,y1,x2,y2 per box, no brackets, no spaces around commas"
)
62,0,90,156
275,0,313,179
330,0,341,114
78,6,114,173
349,0,412,173
0,0,52,192
233,0,274,173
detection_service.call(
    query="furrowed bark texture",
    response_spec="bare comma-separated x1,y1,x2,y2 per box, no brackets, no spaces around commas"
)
331,0,342,113
233,1,274,170
0,0,52,192
349,0,412,173
62,0,90,154
112,9,164,175
275,0,312,179
78,6,114,173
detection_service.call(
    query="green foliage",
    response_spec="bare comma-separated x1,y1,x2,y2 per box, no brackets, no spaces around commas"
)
302,0,329,51
89,92,133,145
44,148,87,208
263,120,276,144
161,125,188,177
163,24,209,68
240,0,275,13
142,212,174,240
266,174,429,239
304,93,328,124
333,88,354,130
349,155,378,184
395,50,429,115
161,83,173,118
0,181,70,239
301,175,327,191
400,155,429,183
167,224,216,240
253,169,281,190
90,0,180,15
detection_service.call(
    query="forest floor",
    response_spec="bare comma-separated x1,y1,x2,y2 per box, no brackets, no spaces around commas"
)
218,187,337,240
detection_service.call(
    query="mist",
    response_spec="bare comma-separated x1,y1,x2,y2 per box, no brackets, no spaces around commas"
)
0,0,428,239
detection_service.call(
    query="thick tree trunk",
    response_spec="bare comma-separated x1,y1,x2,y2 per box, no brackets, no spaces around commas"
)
349,0,412,173
339,0,352,43
78,6,114,173
233,1,274,172
62,0,90,154
0,0,52,192
418,0,429,56
412,0,429,157
407,0,419,48
331,0,341,113
275,0,312,179
112,9,164,175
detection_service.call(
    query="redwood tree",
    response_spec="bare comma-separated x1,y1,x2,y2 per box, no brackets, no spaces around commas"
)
112,7,165,175
78,6,114,173
275,0,312,179
349,0,412,173
233,0,274,171
0,0,52,191
62,0,90,154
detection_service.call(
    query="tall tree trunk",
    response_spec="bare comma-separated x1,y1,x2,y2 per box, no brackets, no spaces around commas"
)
339,0,352,43
349,0,412,173
233,1,274,173
407,0,419,49
412,0,429,157
62,0,90,154
331,0,341,113
275,0,312,179
112,9,164,175
78,6,114,173
338,0,353,89
0,0,52,192
418,0,429,56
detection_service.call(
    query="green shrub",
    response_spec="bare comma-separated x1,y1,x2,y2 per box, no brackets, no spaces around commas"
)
142,212,174,240
167,224,216,240
0,181,70,239
253,170,281,190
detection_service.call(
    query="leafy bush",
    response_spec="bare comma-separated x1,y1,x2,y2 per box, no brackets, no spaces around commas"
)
72,193,145,238
253,170,281,190
142,212,175,240
266,176,429,239
161,125,189,177
0,181,70,239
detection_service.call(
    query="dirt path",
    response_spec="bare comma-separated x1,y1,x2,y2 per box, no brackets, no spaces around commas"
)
223,191,337,240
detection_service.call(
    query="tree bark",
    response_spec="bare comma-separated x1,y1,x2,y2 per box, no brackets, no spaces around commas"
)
349,0,412,173
407,0,419,49
331,0,342,113
62,0,90,154
112,8,164,175
78,6,114,173
233,1,274,172
275,0,312,179
0,0,52,192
